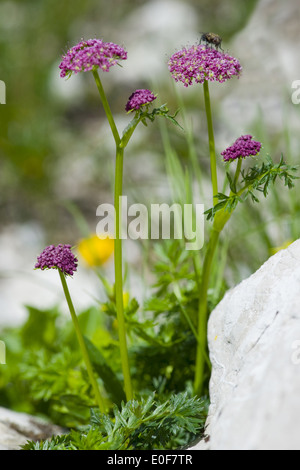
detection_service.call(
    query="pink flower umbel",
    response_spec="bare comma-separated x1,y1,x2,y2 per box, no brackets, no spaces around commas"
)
59,39,127,78
221,135,262,162
35,244,78,276
168,44,242,87
125,89,157,112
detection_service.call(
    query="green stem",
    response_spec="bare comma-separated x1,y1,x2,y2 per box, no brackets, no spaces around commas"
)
193,80,219,396
114,145,133,401
194,159,244,396
92,69,133,401
194,228,219,396
232,159,242,194
203,80,218,203
58,270,105,413
92,69,120,146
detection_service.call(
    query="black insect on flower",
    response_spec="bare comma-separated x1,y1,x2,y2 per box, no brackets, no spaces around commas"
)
200,32,223,51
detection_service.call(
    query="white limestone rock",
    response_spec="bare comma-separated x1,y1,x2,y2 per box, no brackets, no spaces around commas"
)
0,407,64,450
191,239,300,450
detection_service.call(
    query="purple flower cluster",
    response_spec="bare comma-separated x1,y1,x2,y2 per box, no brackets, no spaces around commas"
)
35,244,78,276
221,135,262,162
168,44,242,87
59,39,127,78
125,89,157,112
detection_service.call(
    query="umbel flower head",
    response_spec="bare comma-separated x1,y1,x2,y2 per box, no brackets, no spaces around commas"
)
35,244,78,276
168,44,242,87
59,38,127,78
125,89,157,112
221,135,262,162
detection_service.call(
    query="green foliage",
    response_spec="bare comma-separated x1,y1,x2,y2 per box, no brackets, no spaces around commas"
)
241,155,298,195
22,392,206,450
84,337,126,406
121,104,182,148
23,435,71,451
205,155,298,220
0,268,209,447
150,240,195,294
140,105,183,129
20,349,83,402
0,305,118,426
127,239,216,394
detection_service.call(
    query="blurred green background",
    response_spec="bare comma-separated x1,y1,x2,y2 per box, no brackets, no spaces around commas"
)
0,0,258,237
0,0,299,304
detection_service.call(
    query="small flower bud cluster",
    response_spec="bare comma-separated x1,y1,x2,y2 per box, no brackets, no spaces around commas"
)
125,89,157,112
35,244,78,276
221,135,262,162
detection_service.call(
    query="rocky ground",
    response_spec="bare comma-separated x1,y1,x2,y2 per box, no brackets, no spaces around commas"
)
0,407,64,450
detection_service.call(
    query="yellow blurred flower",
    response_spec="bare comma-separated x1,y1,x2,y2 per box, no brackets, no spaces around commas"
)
270,239,293,256
77,234,114,267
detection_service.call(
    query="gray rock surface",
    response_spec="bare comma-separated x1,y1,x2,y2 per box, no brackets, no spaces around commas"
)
191,239,300,450
0,407,64,450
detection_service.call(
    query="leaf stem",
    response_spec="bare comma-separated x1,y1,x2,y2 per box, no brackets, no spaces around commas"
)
58,269,106,413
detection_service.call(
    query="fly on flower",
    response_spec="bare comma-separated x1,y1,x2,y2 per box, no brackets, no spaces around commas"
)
200,32,223,51
168,45,242,87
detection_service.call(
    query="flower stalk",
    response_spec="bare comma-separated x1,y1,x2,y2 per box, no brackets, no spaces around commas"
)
194,155,255,396
59,38,198,405
92,70,133,402
203,80,218,203
92,69,120,146
58,269,106,413
59,39,161,404
168,44,244,397
194,229,219,396
114,145,133,401
193,80,220,396
193,210,230,397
